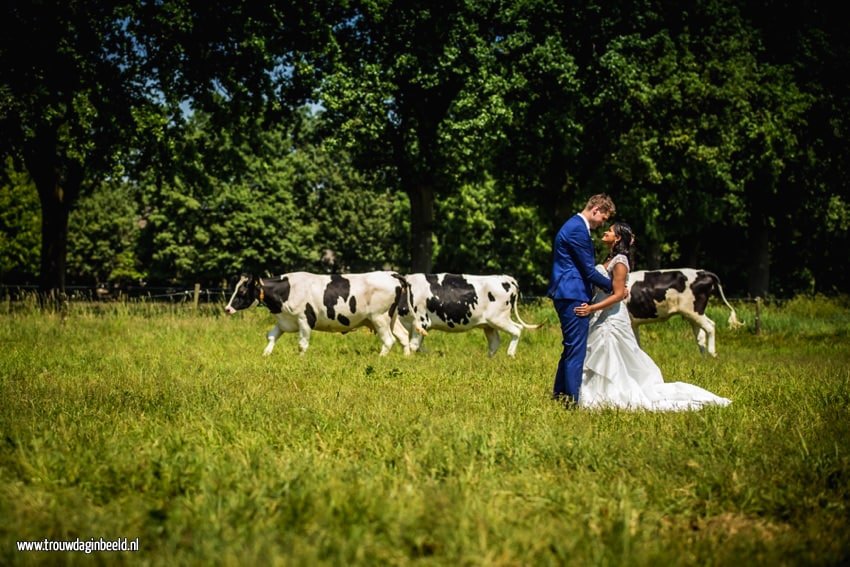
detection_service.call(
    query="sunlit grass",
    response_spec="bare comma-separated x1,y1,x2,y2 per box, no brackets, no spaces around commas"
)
1,297,848,565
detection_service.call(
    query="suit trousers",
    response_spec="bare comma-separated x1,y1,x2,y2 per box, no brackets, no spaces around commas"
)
552,298,590,402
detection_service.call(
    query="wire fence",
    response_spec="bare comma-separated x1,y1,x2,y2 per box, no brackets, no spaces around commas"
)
2,284,781,305
1,283,782,335
0,283,230,305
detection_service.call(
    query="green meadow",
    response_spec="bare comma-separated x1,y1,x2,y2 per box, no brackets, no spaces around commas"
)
1,297,848,565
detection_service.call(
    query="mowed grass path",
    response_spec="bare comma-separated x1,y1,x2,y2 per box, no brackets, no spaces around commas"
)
1,297,848,565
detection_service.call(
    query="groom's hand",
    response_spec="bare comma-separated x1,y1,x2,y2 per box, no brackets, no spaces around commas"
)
574,303,592,317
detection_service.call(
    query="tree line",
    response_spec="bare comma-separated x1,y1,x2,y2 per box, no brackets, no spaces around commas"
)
1,0,848,299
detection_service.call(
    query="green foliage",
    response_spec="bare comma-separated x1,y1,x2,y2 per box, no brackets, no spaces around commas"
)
136,112,409,283
487,1,588,225
2,1,849,297
138,114,316,283
436,176,550,290
301,144,410,272
1,297,849,564
0,1,335,292
0,1,194,293
67,180,145,285
321,0,520,270
0,161,40,281
592,9,803,255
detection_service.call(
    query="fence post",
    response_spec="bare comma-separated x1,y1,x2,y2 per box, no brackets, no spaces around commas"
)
193,283,201,310
755,296,762,335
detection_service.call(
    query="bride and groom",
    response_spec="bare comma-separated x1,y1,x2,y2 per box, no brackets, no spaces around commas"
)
548,194,731,410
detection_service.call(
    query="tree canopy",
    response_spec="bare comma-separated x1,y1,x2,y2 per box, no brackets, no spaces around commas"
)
1,0,848,298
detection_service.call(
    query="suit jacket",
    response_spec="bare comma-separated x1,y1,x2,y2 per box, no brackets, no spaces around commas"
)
548,214,613,301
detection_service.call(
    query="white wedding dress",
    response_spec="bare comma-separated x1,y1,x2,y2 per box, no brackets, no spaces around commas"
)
578,254,731,411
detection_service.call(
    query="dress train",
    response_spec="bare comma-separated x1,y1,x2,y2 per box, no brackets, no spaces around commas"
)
578,256,731,411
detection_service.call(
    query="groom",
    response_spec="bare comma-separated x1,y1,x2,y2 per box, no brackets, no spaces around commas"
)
548,194,616,405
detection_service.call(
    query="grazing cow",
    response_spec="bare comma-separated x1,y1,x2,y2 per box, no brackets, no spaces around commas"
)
401,273,541,357
225,271,411,356
626,268,742,357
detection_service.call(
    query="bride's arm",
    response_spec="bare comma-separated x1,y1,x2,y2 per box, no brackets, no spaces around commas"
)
574,263,628,317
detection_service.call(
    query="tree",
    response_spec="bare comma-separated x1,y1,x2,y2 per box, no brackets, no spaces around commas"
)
486,0,587,232
0,1,332,301
0,1,160,302
590,21,763,267
301,145,410,273
543,1,811,297
320,0,513,272
738,0,850,295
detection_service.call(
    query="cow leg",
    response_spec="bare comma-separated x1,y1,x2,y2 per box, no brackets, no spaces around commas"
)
410,331,425,352
410,324,428,353
263,325,282,356
411,317,430,353
372,315,396,356
392,317,411,356
505,325,522,358
401,317,425,352
490,317,524,357
701,315,717,357
690,321,705,354
685,314,717,357
689,323,707,354
483,326,501,357
296,319,312,355
399,318,419,352
409,328,427,353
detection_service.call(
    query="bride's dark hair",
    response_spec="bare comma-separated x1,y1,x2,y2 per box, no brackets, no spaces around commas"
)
606,222,635,268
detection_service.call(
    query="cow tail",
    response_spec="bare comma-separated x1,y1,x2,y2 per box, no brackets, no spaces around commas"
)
391,273,427,336
708,272,743,330
389,272,406,329
511,280,542,329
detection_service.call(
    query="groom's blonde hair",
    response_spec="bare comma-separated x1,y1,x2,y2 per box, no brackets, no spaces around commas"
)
583,194,616,216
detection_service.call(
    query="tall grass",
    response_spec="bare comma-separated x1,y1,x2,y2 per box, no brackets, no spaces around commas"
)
1,297,848,565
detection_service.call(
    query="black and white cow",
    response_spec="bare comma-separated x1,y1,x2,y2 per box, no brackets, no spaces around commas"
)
225,271,411,356
626,268,741,357
401,273,541,357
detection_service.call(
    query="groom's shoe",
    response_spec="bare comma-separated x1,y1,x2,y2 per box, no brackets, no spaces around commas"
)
551,393,578,410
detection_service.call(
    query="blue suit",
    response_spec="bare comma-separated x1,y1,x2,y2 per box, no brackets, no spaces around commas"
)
548,214,612,402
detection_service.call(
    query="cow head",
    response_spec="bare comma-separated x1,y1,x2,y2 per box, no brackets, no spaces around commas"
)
224,274,263,314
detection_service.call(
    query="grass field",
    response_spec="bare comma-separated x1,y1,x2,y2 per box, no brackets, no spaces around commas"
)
1,296,849,565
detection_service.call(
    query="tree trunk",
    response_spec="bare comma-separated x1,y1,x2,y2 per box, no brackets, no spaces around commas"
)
36,183,72,306
407,183,435,273
682,238,701,268
545,162,574,235
748,211,771,297
644,240,662,270
24,128,83,308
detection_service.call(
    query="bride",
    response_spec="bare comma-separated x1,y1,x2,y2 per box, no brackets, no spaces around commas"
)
573,222,731,410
